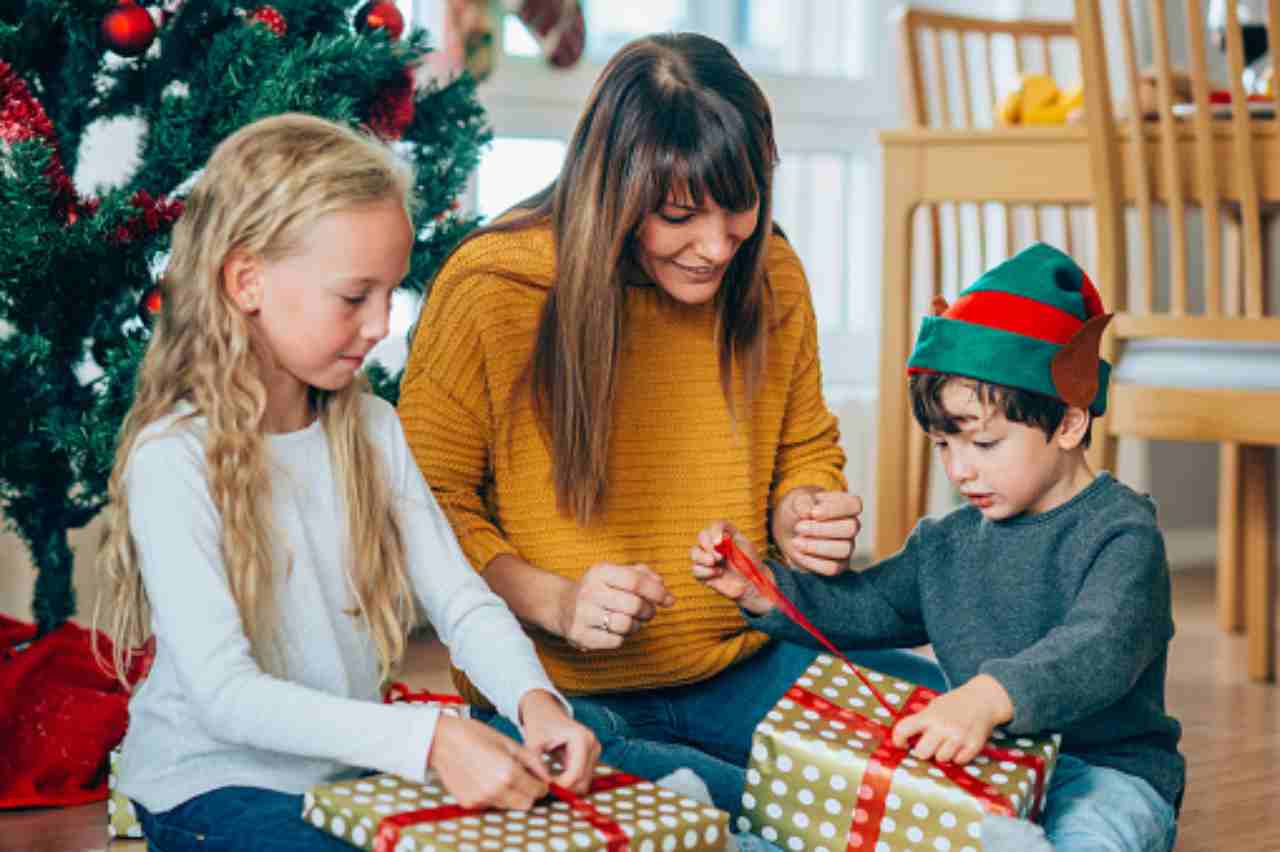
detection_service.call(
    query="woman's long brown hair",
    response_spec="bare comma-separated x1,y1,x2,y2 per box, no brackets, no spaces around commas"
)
445,33,779,524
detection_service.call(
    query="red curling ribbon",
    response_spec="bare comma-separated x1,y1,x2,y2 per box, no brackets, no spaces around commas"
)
372,770,641,852
382,681,467,705
715,535,905,721
717,534,1051,846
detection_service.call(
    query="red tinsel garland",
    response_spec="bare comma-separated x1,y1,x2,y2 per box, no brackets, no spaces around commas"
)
0,60,80,223
368,66,416,140
112,189,184,244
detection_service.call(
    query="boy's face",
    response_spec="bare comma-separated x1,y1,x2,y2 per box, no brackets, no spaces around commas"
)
929,381,1086,521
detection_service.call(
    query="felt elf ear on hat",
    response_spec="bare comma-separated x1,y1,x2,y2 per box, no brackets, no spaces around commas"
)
907,243,1113,415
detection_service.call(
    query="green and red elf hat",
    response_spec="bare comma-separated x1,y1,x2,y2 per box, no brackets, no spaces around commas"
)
907,243,1114,415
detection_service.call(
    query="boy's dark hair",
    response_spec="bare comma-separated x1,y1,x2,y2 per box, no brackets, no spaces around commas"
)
909,372,1094,448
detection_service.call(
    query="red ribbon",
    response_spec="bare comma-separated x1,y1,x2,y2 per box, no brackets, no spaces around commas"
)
715,537,905,720
371,770,642,852
382,682,467,706
717,535,1050,845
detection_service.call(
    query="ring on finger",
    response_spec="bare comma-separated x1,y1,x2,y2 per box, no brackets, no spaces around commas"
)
600,611,612,633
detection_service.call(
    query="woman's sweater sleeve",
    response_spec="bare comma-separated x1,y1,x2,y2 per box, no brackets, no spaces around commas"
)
397,272,514,574
768,237,846,505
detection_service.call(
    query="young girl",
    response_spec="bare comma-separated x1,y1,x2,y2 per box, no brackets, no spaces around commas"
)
96,113,599,851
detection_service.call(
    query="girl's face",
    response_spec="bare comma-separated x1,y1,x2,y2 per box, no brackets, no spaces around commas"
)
633,192,760,305
242,197,412,429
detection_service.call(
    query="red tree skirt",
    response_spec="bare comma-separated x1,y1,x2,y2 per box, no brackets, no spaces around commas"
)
0,615,148,809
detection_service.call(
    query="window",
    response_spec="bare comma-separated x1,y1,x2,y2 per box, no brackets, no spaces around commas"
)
504,0,868,80
475,137,566,219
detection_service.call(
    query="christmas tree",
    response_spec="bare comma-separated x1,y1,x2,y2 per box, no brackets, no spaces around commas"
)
0,0,490,637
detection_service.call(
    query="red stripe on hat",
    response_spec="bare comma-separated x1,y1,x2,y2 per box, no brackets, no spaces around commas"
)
1080,272,1104,318
945,290,1083,344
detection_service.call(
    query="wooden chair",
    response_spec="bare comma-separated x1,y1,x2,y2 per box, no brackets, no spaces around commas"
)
1077,0,1280,681
877,8,1087,555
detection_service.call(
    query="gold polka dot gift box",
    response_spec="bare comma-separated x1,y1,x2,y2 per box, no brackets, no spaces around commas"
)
302,765,730,852
740,653,1061,852
107,747,143,840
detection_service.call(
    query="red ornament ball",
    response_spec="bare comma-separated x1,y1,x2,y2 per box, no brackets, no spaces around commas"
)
248,6,287,37
101,1,158,58
357,1,405,41
138,284,163,322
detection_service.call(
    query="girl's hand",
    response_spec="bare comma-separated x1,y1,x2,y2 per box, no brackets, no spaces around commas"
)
518,689,601,794
772,488,863,576
557,562,674,652
690,522,774,615
427,715,551,808
890,675,1014,765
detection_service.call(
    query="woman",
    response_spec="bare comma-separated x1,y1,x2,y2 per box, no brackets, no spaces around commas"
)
397,32,944,815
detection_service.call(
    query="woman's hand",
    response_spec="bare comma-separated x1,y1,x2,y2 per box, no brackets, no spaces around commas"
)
518,689,601,793
689,521,774,615
772,487,863,576
427,715,551,809
557,562,674,651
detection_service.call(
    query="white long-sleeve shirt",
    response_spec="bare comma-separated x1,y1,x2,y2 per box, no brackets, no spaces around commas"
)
118,396,563,813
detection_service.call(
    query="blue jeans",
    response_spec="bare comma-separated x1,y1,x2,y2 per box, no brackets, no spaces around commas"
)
1042,753,1178,852
477,640,948,818
133,787,352,852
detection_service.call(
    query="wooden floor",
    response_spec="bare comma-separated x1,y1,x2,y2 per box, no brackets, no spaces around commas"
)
0,562,1275,851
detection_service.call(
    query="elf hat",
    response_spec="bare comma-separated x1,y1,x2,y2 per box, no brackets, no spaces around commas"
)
907,242,1113,415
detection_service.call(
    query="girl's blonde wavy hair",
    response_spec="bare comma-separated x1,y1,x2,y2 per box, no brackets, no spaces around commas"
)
96,113,418,685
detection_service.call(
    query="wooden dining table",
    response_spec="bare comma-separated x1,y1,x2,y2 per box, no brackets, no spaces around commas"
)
873,120,1280,560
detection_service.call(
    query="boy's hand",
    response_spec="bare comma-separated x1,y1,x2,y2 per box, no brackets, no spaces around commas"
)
773,488,863,576
890,674,1014,765
518,689,601,794
690,522,774,615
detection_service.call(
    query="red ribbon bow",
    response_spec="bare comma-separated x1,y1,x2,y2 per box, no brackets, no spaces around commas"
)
372,770,642,852
715,535,1049,848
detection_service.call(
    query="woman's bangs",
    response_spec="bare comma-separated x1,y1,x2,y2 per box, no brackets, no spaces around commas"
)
651,105,760,213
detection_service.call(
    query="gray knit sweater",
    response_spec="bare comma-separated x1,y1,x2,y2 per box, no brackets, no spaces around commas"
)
747,473,1185,809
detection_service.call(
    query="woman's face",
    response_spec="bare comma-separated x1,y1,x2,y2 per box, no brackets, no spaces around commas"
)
633,193,760,305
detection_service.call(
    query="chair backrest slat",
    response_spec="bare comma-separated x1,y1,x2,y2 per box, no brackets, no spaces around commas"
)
1223,0,1266,317
984,32,999,109
957,32,976,128
931,28,953,127
1149,0,1190,316
1184,0,1223,316
1272,0,1280,123
1114,1,1152,314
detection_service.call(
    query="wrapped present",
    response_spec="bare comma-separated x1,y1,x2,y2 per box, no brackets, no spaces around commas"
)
303,765,729,852
710,536,1059,852
107,747,143,840
739,653,1060,852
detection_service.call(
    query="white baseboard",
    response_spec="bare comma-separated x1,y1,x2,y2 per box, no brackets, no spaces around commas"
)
1163,526,1216,571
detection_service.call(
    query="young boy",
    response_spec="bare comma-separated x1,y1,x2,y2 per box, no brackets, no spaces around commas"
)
692,244,1184,852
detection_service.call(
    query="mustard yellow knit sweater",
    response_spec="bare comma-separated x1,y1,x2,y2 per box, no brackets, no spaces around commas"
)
397,223,846,700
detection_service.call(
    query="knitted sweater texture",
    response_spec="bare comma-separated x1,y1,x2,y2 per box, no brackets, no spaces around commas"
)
398,223,845,698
